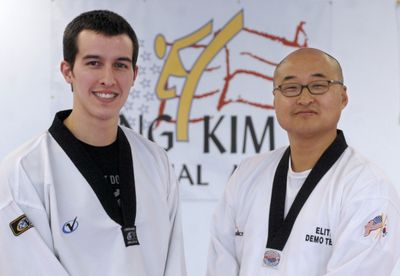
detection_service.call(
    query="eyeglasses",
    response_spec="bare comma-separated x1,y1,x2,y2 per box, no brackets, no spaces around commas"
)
273,80,344,97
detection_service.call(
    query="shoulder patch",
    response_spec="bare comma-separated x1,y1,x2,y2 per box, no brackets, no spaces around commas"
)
9,214,33,236
364,214,387,238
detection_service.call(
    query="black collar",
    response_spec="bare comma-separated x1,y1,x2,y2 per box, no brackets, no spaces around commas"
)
48,110,137,230
267,130,348,250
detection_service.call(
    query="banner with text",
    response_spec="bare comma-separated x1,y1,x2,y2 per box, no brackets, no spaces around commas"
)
51,0,332,199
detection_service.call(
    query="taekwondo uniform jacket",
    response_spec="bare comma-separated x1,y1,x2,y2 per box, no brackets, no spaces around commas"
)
0,111,186,276
207,144,400,276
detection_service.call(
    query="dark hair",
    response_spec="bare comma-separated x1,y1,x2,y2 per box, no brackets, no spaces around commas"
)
63,10,139,69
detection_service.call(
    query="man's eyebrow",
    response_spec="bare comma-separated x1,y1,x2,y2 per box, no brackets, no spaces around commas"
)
281,73,328,82
117,57,133,63
281,76,296,82
311,73,327,78
82,55,100,60
81,55,132,63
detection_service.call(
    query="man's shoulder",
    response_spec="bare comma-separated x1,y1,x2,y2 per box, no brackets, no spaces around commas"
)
237,147,287,172
338,146,400,205
0,131,51,209
1,131,51,173
341,146,389,181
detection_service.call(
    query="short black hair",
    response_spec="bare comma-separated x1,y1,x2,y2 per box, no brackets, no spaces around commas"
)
63,10,139,69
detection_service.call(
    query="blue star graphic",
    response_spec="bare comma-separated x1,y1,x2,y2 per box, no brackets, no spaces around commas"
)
123,101,134,111
139,66,146,75
150,63,161,74
141,118,151,130
139,39,145,48
140,51,152,62
130,89,141,99
139,104,149,114
144,91,156,102
130,117,137,127
140,79,151,89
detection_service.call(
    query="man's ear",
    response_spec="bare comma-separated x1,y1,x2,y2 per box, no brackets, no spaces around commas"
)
272,90,277,108
341,85,348,109
60,61,74,84
132,65,139,87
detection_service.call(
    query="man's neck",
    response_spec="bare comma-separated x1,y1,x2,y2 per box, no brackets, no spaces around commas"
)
289,130,337,172
63,111,118,146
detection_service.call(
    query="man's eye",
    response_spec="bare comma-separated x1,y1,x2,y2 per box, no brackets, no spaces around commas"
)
282,85,299,91
87,61,100,66
310,84,327,90
114,63,129,69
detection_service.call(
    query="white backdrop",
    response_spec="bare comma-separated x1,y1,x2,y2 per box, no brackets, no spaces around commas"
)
1,0,400,275
50,0,336,200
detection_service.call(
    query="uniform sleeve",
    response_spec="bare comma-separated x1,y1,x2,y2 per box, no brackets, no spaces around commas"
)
0,163,70,276
206,168,240,276
163,159,187,276
323,179,400,275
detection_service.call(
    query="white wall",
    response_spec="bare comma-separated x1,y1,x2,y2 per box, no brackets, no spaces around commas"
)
0,0,52,158
1,1,399,276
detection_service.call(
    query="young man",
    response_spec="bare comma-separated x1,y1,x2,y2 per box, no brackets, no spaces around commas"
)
206,48,400,275
0,10,186,276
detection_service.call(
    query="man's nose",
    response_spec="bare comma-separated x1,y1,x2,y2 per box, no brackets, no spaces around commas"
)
297,86,314,105
100,65,116,86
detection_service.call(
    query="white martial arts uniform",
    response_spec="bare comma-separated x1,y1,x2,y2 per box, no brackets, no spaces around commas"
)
207,137,400,275
0,111,186,276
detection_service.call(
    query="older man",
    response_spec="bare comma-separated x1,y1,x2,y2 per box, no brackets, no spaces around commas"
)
207,48,400,275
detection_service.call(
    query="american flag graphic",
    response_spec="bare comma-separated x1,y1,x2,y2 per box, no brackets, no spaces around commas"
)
364,215,384,237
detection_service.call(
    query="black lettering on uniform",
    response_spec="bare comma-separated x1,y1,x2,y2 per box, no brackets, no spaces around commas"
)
306,233,332,245
325,238,332,245
316,227,331,236
109,175,120,185
309,235,324,244
310,235,318,243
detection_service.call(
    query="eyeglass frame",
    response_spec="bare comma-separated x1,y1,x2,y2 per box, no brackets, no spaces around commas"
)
273,79,344,97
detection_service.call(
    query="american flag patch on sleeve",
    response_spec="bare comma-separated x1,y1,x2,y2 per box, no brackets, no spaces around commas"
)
364,214,387,238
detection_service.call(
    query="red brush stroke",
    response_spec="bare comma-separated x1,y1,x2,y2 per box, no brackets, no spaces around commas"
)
156,21,307,127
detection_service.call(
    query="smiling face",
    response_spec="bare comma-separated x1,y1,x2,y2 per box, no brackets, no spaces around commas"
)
61,30,137,125
273,48,348,141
